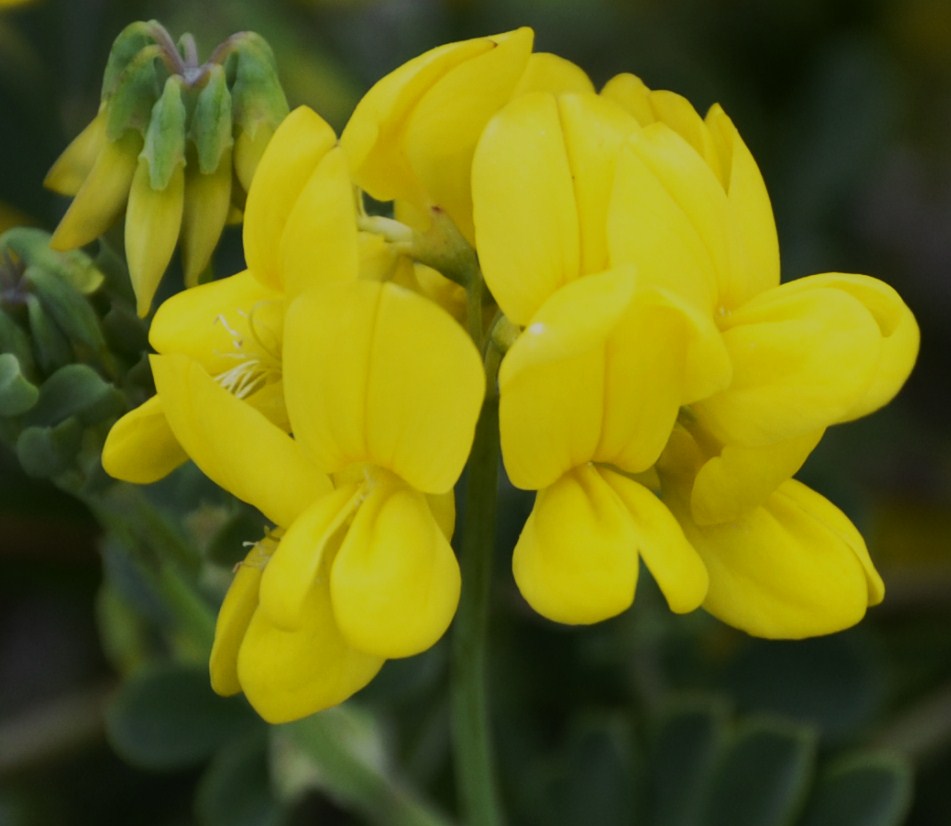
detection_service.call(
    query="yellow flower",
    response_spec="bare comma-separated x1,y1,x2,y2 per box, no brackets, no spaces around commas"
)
472,76,917,637
471,90,727,624
152,278,484,721
604,81,920,635
102,106,358,483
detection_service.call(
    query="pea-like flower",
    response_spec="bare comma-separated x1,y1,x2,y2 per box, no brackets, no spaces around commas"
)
473,77,918,637
601,81,919,635
472,89,727,624
102,105,360,483
152,278,483,721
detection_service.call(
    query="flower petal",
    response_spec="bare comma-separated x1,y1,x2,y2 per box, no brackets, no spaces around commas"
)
600,73,655,126
602,469,708,614
705,105,780,307
596,290,690,473
513,52,594,96
279,146,359,298
258,484,362,630
150,269,282,374
673,479,876,638
237,575,384,723
473,91,580,324
694,283,882,446
608,125,725,314
151,353,330,527
101,395,187,484
341,34,500,205
512,465,639,624
773,273,919,422
404,27,534,243
559,93,640,274
690,429,824,526
210,541,268,697
331,481,460,658
283,280,483,493
243,107,336,290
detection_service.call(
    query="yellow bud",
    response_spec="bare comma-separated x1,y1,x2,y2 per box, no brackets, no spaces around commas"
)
232,122,274,194
49,130,141,251
181,147,232,286
125,157,184,316
44,107,108,196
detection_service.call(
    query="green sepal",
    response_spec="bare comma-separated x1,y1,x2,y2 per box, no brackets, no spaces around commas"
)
26,293,72,374
16,416,84,478
229,34,288,139
0,352,39,417
141,75,187,191
24,363,123,428
24,265,107,361
106,43,164,142
101,20,161,102
190,63,233,175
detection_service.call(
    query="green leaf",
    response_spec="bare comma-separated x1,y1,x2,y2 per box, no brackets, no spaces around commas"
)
196,730,283,826
16,418,84,478
25,265,107,358
105,661,258,770
701,718,818,826
560,715,636,826
724,633,883,742
0,310,36,376
646,697,730,826
0,353,38,416
796,753,913,826
24,364,123,428
26,293,72,374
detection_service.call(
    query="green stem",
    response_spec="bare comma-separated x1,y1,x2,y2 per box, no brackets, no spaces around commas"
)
451,353,503,825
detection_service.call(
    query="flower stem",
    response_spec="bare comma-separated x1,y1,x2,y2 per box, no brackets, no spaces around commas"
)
451,359,503,826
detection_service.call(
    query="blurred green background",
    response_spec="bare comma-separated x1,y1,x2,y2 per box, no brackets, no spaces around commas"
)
1,0,950,824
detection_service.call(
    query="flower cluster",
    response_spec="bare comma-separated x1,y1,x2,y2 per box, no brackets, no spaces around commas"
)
102,28,918,721
46,21,288,316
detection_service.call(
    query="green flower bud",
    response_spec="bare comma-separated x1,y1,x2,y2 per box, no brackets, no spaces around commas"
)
228,33,289,192
46,20,289,314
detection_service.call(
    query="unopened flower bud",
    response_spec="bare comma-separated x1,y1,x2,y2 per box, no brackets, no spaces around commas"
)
228,33,289,194
46,21,289,315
